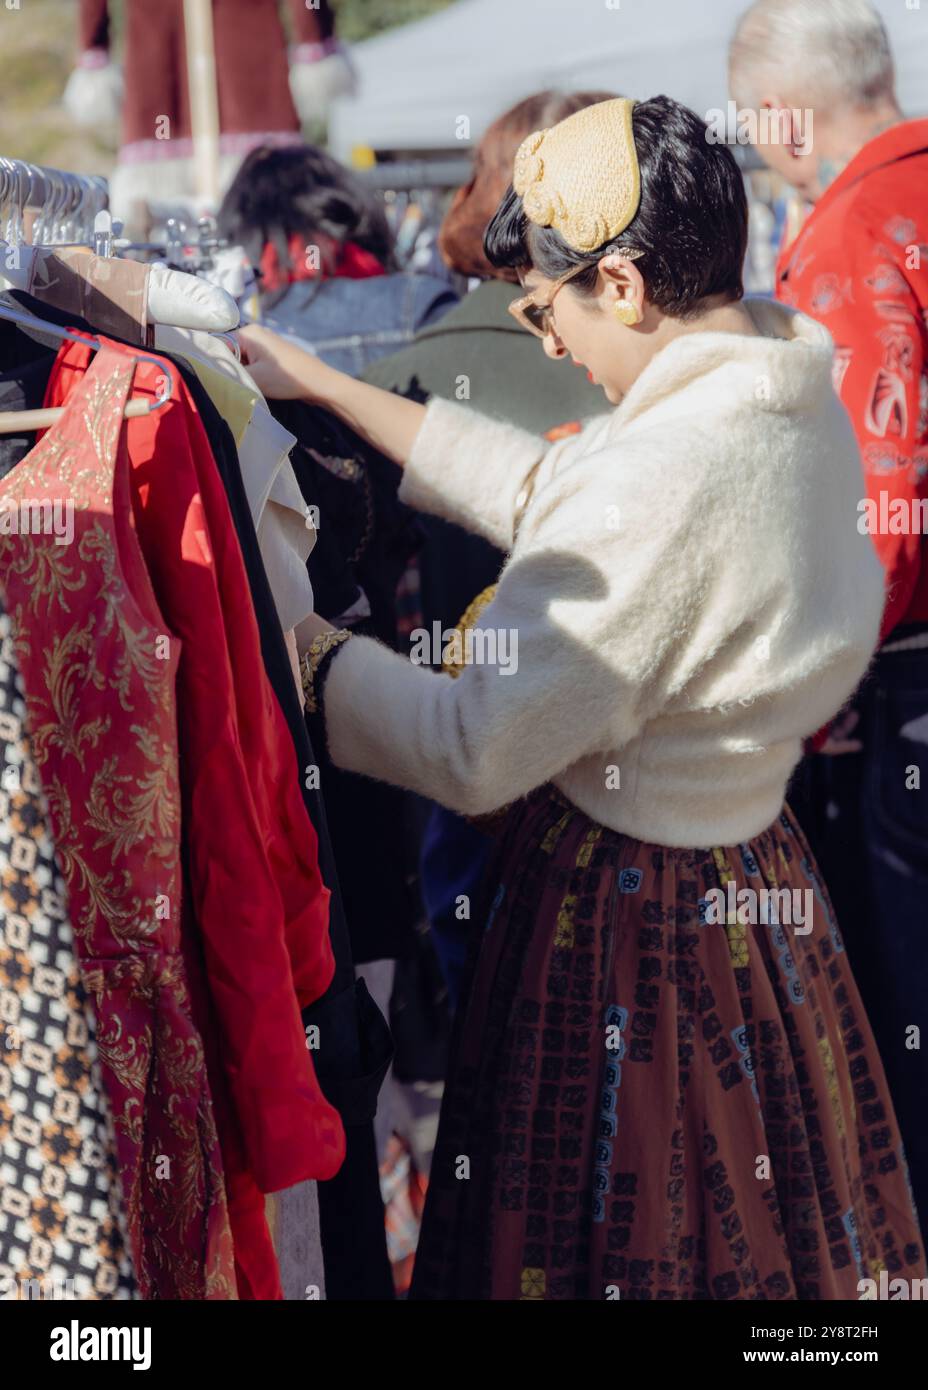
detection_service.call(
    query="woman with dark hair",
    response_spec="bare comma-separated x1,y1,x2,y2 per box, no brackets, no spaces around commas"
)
218,145,457,375
239,96,925,1299
364,90,614,1010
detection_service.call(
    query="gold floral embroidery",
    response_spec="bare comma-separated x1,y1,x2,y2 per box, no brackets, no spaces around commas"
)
43,775,145,947
93,1018,152,1099
79,525,165,712
817,1034,847,1142
18,616,110,770
0,350,235,1298
86,742,177,868
5,531,87,617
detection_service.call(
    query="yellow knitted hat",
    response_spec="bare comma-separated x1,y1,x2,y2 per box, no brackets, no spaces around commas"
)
512,97,640,253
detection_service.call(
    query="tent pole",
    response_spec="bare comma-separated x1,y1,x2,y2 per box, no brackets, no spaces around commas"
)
183,0,221,211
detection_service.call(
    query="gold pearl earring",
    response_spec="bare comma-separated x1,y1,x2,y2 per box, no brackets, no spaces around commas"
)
614,299,639,326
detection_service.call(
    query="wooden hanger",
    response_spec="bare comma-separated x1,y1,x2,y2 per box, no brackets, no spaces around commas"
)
0,302,171,435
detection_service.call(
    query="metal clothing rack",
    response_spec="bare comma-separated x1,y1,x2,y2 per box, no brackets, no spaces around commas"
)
0,160,174,427
353,144,765,192
0,158,108,248
0,159,220,266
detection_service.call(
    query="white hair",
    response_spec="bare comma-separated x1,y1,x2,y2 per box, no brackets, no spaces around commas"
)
730,0,896,110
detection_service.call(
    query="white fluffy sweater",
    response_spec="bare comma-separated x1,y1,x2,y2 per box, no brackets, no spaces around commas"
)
323,299,885,848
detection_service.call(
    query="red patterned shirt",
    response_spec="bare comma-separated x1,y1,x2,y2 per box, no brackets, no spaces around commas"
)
775,120,928,640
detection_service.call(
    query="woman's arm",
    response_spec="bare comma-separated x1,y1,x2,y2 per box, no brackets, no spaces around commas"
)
318,463,682,817
239,322,555,551
238,323,426,465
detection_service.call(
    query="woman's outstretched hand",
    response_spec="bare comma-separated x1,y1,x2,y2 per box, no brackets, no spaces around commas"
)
238,321,428,467
238,323,336,401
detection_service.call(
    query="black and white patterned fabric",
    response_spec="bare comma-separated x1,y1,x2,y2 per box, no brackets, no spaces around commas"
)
0,604,137,1301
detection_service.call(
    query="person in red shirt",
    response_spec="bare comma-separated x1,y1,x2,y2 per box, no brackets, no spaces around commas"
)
731,0,928,1240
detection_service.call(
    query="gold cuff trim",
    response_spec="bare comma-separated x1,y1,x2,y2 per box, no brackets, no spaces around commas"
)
300,628,351,714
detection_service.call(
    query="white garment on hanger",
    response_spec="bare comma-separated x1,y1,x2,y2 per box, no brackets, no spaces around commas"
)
154,324,317,634
0,245,239,332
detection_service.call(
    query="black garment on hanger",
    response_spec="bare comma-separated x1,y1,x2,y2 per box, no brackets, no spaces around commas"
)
384,376,504,641
0,306,59,477
272,400,426,966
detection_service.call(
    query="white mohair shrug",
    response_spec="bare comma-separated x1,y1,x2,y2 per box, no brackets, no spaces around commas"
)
322,299,885,848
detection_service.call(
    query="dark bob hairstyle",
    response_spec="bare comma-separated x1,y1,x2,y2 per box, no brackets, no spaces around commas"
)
217,143,395,275
484,95,749,319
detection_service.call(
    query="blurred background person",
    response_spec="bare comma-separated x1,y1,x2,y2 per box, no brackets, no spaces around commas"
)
63,0,355,228
218,143,457,374
364,89,615,430
731,0,928,1237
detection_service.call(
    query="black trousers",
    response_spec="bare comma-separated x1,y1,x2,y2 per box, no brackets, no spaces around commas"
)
790,641,928,1243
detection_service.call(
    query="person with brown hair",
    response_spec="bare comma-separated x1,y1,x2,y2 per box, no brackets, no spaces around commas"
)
363,89,615,431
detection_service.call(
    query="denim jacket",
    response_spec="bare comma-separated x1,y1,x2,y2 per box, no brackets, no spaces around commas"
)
257,272,459,376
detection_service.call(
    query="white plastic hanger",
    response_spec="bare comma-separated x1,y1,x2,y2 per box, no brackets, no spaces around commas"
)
0,160,239,332
0,241,239,333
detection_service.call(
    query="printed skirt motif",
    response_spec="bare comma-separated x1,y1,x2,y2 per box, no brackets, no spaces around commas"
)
410,786,926,1300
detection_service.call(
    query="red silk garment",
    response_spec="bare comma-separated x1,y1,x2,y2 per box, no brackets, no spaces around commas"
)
46,338,346,1298
0,347,237,1299
775,120,928,640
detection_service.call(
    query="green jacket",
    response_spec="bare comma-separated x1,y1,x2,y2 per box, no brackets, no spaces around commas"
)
361,279,606,432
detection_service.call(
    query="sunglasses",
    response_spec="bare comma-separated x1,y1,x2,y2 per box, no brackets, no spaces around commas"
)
508,249,645,339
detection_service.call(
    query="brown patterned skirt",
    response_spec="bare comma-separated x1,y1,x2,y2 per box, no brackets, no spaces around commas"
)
410,787,926,1300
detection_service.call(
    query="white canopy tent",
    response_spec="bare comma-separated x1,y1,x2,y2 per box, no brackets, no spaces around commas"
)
329,0,928,161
